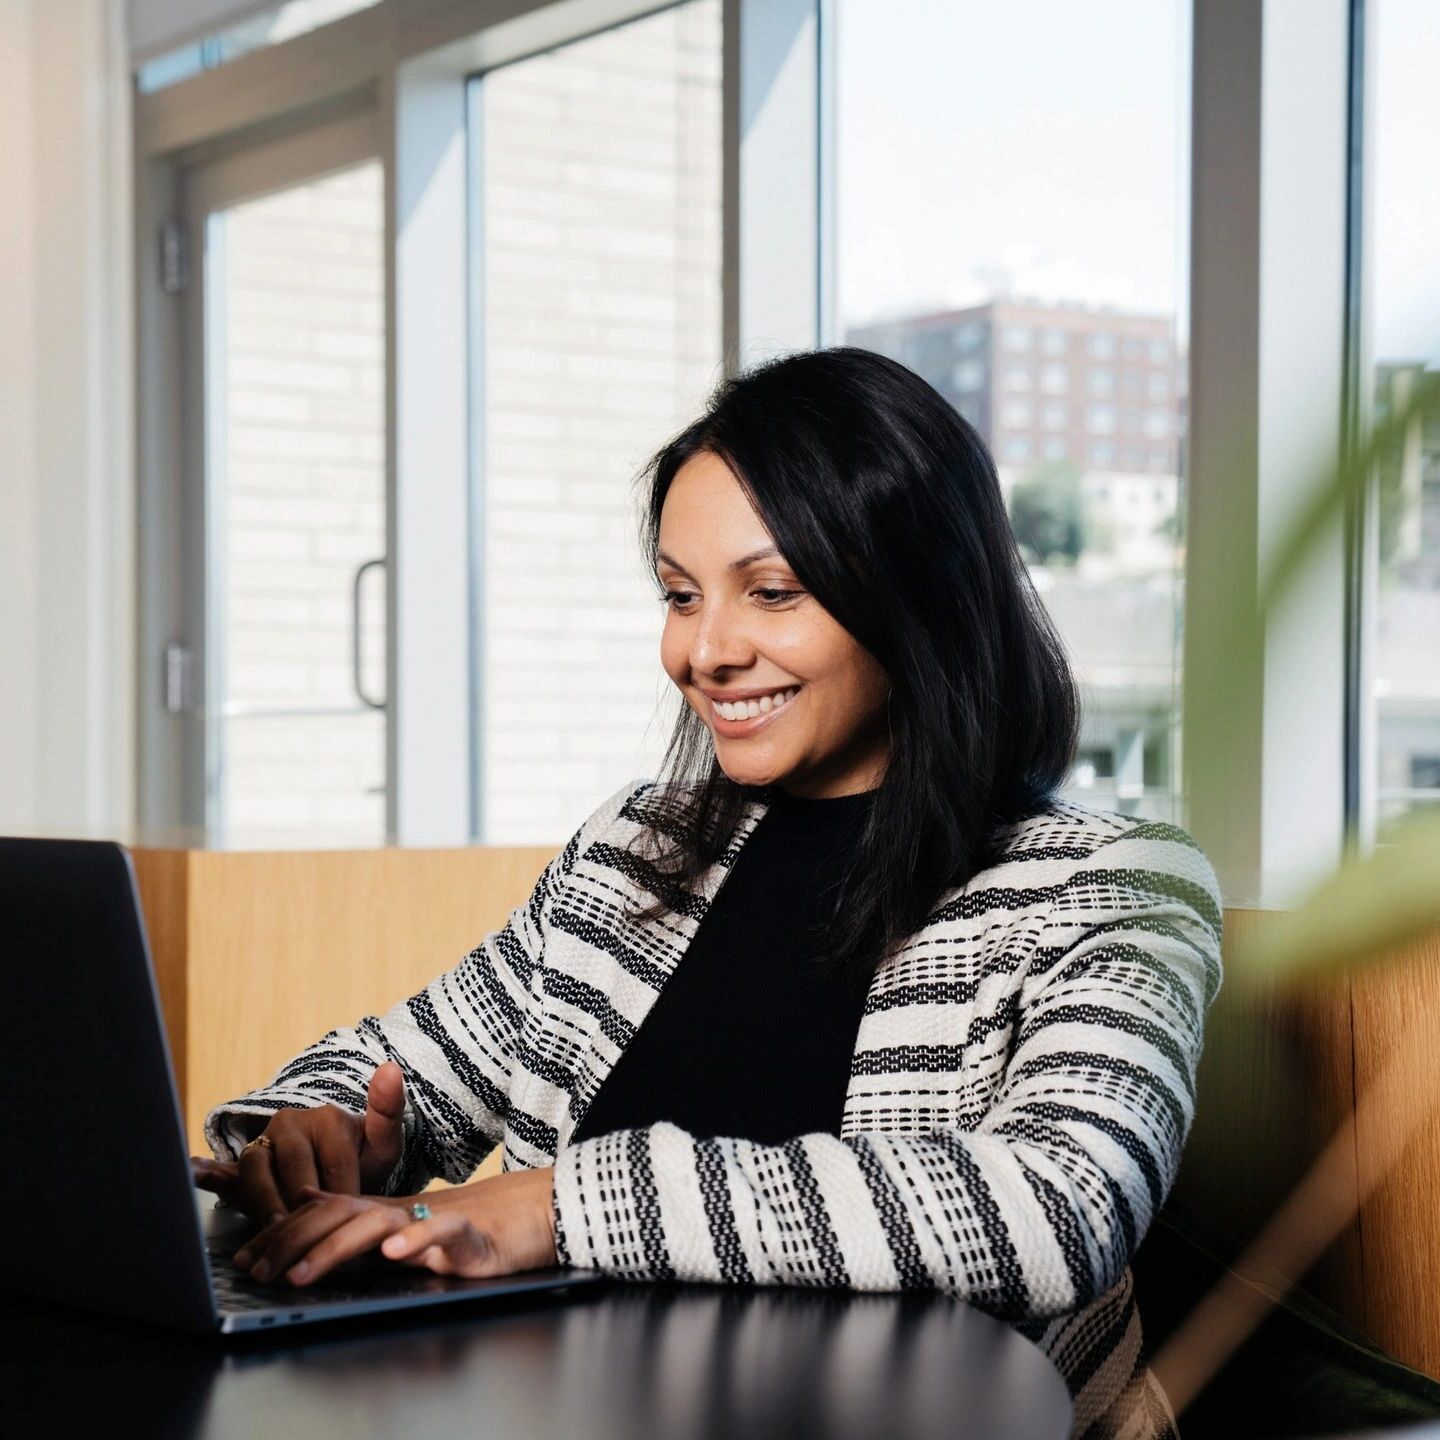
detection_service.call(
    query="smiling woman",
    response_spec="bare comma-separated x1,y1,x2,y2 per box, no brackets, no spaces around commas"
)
200,347,1221,1440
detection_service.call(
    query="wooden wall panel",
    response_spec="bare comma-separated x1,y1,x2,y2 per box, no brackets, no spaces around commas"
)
1351,928,1440,1377
133,845,553,1170
1167,907,1363,1317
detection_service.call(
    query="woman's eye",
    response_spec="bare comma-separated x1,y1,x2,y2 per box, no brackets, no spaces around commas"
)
660,589,697,609
659,588,803,610
754,588,803,605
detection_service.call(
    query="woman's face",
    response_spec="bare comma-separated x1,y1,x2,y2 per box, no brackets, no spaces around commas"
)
656,449,891,799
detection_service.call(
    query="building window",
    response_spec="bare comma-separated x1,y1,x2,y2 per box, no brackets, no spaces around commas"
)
1004,325,1034,352
1004,361,1033,391
1003,433,1033,462
1003,398,1034,427
1088,332,1117,360
1090,440,1115,467
1143,410,1171,439
1148,337,1170,362
1043,435,1067,461
1040,362,1068,394
1089,368,1115,396
953,321,984,352
952,358,986,392
1087,403,1116,434
1041,328,1067,356
1042,400,1067,430
1147,371,1170,401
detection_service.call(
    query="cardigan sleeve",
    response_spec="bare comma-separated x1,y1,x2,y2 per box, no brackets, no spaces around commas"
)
551,817,1223,1322
203,779,641,1195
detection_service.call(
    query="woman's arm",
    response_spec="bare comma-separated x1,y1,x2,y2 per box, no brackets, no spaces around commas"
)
203,780,641,1197
551,818,1223,1323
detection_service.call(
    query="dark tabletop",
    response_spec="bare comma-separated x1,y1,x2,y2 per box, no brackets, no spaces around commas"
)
0,1235,1072,1440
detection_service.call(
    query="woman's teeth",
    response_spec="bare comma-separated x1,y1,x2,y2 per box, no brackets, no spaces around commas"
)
713,687,800,722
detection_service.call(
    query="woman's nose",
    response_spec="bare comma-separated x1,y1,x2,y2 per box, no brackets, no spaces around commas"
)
690,599,755,673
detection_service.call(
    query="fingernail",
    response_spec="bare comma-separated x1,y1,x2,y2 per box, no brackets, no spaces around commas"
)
288,1262,310,1283
251,1260,271,1283
233,1248,252,1269
383,1235,404,1257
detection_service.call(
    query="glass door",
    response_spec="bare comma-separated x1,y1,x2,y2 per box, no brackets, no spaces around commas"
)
181,117,388,847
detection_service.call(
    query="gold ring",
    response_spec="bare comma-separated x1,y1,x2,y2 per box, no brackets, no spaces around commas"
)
241,1134,275,1158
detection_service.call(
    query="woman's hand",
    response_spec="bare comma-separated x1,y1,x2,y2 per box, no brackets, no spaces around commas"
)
191,1061,407,1223
230,1167,559,1288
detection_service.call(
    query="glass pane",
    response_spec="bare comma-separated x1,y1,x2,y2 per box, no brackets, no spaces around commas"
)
137,0,381,94
471,0,723,843
1368,0,1440,829
834,0,1191,821
207,161,387,847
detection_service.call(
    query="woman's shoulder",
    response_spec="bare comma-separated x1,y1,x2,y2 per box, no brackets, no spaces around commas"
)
985,796,1223,942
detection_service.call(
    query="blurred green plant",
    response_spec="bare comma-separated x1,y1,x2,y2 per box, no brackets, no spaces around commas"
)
1191,368,1440,990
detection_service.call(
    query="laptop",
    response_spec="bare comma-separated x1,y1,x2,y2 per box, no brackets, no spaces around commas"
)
0,836,603,1334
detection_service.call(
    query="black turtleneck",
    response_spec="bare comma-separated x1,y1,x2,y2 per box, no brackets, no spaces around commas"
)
569,785,879,1147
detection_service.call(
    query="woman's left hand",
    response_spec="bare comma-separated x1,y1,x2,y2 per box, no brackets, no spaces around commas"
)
230,1166,558,1287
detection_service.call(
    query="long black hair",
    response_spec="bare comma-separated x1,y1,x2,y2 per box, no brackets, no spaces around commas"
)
623,345,1079,982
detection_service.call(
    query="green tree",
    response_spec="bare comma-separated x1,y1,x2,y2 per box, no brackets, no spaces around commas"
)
1007,459,1087,566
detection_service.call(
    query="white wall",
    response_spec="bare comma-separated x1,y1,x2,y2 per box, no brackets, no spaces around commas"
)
0,0,135,836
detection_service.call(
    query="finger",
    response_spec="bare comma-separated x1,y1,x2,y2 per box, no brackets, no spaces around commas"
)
382,1212,494,1278
238,1141,288,1225
191,1157,241,1200
271,1128,321,1210
280,1204,412,1287
314,1123,361,1197
239,1195,367,1286
359,1061,405,1188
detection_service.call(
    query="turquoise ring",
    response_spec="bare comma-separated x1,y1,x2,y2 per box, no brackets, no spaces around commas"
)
409,1202,432,1221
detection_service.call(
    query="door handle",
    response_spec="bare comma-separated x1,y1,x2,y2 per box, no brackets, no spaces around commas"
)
351,556,387,711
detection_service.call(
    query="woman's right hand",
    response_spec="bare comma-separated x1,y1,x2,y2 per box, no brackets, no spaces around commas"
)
191,1060,407,1224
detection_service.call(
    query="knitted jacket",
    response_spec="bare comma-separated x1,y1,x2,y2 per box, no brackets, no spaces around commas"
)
206,777,1223,1440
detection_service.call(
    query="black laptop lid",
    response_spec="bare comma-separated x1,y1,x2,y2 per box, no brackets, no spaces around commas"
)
0,837,215,1330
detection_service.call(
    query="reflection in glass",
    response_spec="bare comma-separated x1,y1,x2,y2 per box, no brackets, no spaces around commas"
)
835,0,1190,819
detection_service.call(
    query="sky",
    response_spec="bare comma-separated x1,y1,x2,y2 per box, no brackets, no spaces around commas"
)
835,0,1189,334
835,0,1439,368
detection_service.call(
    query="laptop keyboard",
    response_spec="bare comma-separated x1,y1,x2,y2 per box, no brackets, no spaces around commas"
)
207,1242,455,1313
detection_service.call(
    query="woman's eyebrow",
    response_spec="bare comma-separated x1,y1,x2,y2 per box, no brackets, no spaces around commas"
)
657,546,782,576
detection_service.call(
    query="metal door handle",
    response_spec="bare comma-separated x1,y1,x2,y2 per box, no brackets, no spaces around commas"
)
352,556,387,711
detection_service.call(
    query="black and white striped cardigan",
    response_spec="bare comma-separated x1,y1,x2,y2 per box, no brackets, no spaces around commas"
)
207,778,1223,1440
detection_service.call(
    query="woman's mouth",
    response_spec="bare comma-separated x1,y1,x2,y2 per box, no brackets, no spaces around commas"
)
707,686,801,737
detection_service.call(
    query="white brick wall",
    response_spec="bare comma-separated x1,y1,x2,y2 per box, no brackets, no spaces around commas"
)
478,0,722,843
217,163,387,846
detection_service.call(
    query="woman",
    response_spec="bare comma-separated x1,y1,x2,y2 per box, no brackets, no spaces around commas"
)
196,347,1222,1440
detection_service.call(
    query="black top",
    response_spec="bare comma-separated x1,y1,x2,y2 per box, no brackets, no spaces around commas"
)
570,786,879,1146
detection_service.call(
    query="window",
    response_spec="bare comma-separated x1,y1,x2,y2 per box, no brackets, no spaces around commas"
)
1090,440,1115,467
1003,398,1034,427
953,321,985,351
1004,325,1034,352
1143,410,1171,438
1147,338,1170,362
952,358,986,392
1364,0,1440,825
1147,371,1171,401
471,0,722,842
834,0,1191,818
1089,368,1115,396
